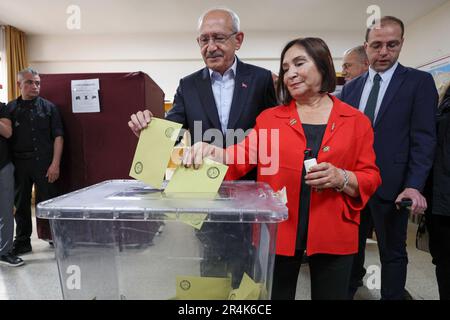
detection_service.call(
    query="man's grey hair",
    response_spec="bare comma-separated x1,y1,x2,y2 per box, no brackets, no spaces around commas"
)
344,45,368,63
18,67,39,81
197,7,241,33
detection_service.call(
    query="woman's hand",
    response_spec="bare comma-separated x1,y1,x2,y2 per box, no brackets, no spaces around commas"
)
305,162,345,190
128,110,153,137
182,142,225,169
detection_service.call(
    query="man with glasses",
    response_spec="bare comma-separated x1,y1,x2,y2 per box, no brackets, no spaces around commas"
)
340,16,438,300
129,8,277,288
341,45,369,83
129,7,276,148
7,68,64,255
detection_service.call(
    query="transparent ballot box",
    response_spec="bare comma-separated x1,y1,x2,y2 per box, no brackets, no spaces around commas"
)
37,180,288,300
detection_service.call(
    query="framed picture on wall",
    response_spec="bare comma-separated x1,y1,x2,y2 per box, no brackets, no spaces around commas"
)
418,55,450,101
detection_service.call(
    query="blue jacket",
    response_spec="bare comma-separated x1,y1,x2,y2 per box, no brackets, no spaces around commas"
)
340,63,438,200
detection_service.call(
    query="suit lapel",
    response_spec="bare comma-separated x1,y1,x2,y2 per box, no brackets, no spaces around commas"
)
321,97,348,148
274,100,305,139
276,97,353,154
355,73,369,108
374,64,408,127
227,59,251,130
349,73,369,110
195,68,221,130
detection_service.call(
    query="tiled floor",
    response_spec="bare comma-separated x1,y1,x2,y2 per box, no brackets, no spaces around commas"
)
294,222,439,300
0,219,439,300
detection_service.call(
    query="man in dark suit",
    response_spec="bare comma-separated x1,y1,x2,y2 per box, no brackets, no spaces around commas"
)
341,45,369,83
340,16,438,300
129,8,276,144
129,8,277,288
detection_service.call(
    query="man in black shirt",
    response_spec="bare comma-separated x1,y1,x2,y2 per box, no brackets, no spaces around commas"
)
7,68,64,255
0,102,24,266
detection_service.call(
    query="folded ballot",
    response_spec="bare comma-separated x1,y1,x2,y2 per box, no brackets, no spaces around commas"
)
164,158,228,195
227,273,263,300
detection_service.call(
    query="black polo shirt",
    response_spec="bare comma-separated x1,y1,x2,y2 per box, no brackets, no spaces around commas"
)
0,102,11,170
7,96,64,165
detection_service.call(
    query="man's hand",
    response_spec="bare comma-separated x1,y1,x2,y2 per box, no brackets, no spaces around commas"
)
46,162,60,183
395,188,427,215
128,110,153,137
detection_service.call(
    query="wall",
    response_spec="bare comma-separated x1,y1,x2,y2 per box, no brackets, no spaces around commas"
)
21,0,450,100
401,0,450,67
27,30,363,100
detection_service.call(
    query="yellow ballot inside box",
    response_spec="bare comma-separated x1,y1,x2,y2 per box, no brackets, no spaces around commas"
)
227,273,264,300
175,275,232,300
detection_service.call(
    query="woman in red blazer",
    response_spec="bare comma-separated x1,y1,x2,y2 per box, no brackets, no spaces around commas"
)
184,38,381,300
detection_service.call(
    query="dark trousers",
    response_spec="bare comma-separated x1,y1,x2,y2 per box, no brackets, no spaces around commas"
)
271,250,354,300
14,158,56,242
350,194,409,300
427,213,450,300
0,163,15,256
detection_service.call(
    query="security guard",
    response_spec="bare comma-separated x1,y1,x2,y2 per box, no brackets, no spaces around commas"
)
7,68,64,255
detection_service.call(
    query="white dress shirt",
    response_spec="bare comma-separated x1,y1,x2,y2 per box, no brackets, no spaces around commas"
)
359,61,399,122
209,58,237,134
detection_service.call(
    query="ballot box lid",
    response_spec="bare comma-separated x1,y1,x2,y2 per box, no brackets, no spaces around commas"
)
37,180,288,223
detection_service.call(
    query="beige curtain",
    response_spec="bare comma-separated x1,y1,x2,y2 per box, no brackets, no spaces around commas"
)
5,25,27,101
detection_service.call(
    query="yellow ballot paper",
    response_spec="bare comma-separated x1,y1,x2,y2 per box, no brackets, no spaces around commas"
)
164,158,228,195
227,273,263,300
165,213,208,230
176,275,232,300
129,118,182,188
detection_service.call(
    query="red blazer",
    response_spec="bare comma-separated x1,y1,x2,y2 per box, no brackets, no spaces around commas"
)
225,96,381,256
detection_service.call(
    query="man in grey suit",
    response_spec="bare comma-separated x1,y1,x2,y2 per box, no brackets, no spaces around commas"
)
129,7,277,288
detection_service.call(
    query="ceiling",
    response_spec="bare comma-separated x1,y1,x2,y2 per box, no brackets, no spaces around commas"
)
0,0,448,35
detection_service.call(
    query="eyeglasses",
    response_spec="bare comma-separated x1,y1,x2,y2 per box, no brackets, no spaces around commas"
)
197,32,237,47
367,40,401,52
23,80,41,86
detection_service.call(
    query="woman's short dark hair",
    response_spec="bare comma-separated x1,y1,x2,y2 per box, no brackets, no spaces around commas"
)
277,38,336,105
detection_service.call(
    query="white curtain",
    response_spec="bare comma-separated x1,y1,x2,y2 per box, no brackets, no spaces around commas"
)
0,26,7,103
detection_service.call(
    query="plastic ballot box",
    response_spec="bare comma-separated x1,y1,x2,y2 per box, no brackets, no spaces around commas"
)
37,180,288,300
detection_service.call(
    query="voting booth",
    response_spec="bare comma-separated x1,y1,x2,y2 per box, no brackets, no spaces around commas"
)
39,72,165,194
37,72,165,241
36,180,288,300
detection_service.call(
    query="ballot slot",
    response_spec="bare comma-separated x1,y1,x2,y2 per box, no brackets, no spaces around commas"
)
107,188,163,200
